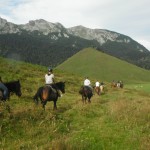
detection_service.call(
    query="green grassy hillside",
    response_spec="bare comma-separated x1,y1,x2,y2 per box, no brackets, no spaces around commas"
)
57,48,150,83
0,57,150,150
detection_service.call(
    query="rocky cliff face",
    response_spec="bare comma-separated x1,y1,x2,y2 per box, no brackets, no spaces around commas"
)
20,19,67,35
67,25,120,45
0,17,21,34
67,25,146,53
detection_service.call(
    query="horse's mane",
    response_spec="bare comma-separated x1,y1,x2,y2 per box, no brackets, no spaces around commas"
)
55,81,64,85
4,80,20,84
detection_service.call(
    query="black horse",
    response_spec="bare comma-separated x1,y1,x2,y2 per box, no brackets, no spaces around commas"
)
0,80,22,101
79,86,93,103
33,82,65,110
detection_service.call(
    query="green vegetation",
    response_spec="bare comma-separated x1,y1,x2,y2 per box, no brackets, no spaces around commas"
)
57,48,150,83
0,33,99,67
1,29,150,69
0,57,150,150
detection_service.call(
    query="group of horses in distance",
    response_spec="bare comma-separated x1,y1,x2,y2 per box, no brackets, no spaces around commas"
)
111,80,124,88
79,80,124,104
79,83,105,104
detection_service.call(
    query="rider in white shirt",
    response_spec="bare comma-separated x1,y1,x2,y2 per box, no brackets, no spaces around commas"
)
84,77,93,93
95,81,100,87
84,78,91,86
45,68,61,97
45,68,54,85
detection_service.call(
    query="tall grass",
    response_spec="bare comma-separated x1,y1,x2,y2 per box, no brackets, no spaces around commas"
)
0,57,150,150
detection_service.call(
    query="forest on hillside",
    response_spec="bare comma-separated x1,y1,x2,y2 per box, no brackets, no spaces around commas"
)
0,32,150,69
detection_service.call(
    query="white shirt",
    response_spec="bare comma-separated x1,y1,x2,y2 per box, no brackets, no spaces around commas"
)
45,73,54,84
84,79,91,86
95,81,100,87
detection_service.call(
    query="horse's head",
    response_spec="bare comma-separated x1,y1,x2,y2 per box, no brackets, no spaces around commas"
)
56,82,65,94
15,80,22,97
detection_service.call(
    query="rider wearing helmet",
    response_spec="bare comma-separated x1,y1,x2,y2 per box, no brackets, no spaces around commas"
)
45,68,61,97
45,68,55,85
83,77,93,94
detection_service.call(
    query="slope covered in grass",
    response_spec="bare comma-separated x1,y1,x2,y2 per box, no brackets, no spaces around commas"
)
57,48,150,83
0,57,150,150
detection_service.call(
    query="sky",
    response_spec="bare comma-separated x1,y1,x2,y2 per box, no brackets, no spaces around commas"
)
0,0,150,50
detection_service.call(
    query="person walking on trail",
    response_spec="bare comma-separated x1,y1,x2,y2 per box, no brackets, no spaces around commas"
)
0,77,8,100
45,68,61,97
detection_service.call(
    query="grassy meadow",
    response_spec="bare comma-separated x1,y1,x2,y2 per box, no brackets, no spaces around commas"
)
57,48,150,83
0,57,150,150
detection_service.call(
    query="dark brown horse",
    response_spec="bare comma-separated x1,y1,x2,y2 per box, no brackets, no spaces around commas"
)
0,80,22,101
79,86,93,103
33,82,65,110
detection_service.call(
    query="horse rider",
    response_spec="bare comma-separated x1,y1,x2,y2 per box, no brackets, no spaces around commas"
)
117,80,121,88
45,68,61,97
95,81,100,87
84,77,93,93
0,77,8,100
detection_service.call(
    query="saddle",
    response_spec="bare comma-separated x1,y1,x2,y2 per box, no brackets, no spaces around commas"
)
42,85,57,101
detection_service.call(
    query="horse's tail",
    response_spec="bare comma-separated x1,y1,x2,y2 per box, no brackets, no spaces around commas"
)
33,87,43,102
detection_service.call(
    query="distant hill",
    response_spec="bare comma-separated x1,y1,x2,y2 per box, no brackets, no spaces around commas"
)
56,48,150,83
0,17,150,69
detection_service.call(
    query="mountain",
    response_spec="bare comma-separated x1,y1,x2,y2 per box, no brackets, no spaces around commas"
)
57,48,150,83
0,17,150,69
68,26,150,69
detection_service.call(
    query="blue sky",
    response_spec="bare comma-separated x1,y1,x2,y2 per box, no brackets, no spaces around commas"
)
0,0,150,50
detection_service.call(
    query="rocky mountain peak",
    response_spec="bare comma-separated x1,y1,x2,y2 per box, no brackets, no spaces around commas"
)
20,19,66,35
0,17,20,34
0,17,7,26
67,25,120,45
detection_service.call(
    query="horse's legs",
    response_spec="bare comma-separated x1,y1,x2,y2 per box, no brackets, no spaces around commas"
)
82,96,84,104
53,100,57,110
88,97,91,103
33,95,39,105
42,101,47,110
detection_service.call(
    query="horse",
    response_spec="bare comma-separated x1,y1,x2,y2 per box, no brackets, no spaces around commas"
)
100,84,105,93
111,81,123,88
94,86,101,95
79,86,93,103
33,82,65,110
0,80,22,101
111,82,117,88
94,83,105,96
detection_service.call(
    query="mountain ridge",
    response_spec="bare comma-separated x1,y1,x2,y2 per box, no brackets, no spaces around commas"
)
0,17,150,69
